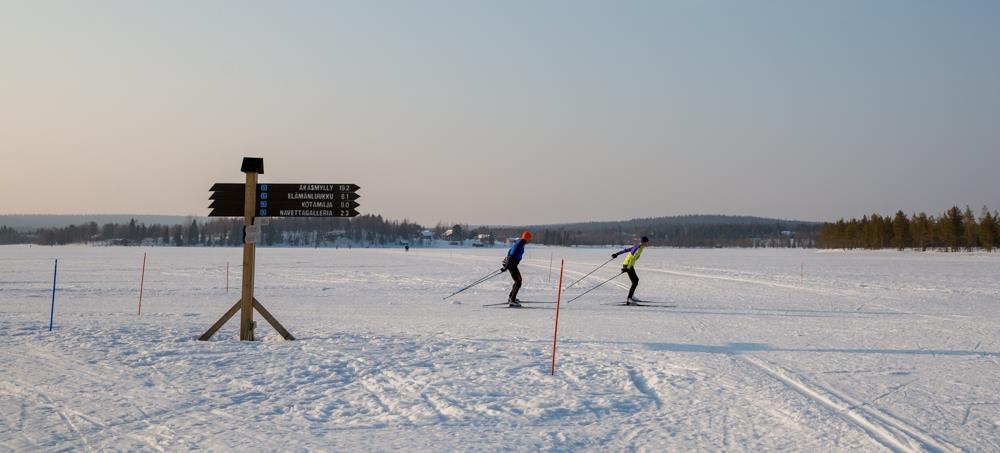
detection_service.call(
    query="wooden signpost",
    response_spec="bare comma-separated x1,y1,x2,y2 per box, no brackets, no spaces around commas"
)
199,157,361,342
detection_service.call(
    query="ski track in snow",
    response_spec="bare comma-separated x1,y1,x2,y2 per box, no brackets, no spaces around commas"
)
736,355,959,453
2,245,1000,451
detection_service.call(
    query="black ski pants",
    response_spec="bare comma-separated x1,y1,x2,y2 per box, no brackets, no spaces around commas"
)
508,265,522,301
626,267,639,299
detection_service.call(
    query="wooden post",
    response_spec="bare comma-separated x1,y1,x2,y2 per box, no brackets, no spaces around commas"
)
239,171,257,341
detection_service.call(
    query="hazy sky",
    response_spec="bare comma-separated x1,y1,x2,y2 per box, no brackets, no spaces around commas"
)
2,1,998,225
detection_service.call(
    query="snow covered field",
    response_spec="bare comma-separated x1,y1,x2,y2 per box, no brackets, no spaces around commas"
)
2,244,999,452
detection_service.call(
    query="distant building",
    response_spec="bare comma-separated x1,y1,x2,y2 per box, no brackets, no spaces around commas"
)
474,233,495,247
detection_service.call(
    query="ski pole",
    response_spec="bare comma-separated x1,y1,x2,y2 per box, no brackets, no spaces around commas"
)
566,271,623,304
462,268,504,289
443,269,503,300
443,269,505,300
564,256,616,290
49,259,58,331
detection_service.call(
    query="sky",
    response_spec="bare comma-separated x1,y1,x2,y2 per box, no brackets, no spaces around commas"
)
1,1,998,226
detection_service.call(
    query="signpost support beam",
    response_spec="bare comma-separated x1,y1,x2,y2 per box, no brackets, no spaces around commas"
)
239,170,257,341
253,298,295,340
198,299,242,341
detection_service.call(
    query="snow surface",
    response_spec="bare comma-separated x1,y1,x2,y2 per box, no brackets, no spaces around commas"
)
2,244,999,452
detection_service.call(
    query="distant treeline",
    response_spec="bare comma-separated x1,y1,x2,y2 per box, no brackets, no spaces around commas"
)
493,215,819,247
0,216,423,247
816,206,999,251
0,214,819,248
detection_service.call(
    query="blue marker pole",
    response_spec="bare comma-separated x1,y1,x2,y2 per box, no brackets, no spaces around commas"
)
49,259,58,331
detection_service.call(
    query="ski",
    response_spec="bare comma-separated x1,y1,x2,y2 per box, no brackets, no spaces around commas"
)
482,300,554,307
601,302,677,308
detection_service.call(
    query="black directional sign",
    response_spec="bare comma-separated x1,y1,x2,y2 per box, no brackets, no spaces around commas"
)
209,183,361,218
210,199,359,209
209,206,361,217
210,183,360,194
211,191,361,201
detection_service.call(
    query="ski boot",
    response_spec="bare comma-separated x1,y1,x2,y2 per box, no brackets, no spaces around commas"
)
508,297,522,308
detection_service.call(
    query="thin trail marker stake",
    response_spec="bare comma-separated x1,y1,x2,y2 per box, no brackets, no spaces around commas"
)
800,262,804,283
49,259,58,331
548,252,553,284
137,252,147,316
550,259,565,376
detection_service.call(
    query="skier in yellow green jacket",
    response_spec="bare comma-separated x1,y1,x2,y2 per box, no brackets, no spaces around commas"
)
611,236,649,305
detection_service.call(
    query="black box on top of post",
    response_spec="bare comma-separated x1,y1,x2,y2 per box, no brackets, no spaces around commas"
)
241,157,264,174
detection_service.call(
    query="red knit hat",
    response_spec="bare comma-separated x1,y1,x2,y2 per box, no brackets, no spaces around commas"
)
521,231,532,241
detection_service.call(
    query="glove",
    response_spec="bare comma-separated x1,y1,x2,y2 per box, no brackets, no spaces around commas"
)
611,252,620,258
621,266,629,273
500,267,507,272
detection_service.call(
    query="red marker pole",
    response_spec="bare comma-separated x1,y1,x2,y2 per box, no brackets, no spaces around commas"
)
137,252,147,316
550,259,565,376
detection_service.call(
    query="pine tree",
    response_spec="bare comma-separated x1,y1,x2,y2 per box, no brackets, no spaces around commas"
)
859,215,870,248
128,218,138,241
844,219,859,249
833,219,847,248
188,220,200,246
939,206,963,251
913,213,934,251
879,214,893,248
962,206,978,251
172,225,184,246
979,207,997,252
891,211,911,250
909,213,922,251
995,210,1000,249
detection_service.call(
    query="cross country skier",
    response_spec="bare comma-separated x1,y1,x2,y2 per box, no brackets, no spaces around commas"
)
501,231,532,307
612,236,649,305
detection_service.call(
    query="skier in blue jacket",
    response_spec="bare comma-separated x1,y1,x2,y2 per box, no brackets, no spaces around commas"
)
501,231,532,307
612,236,649,305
